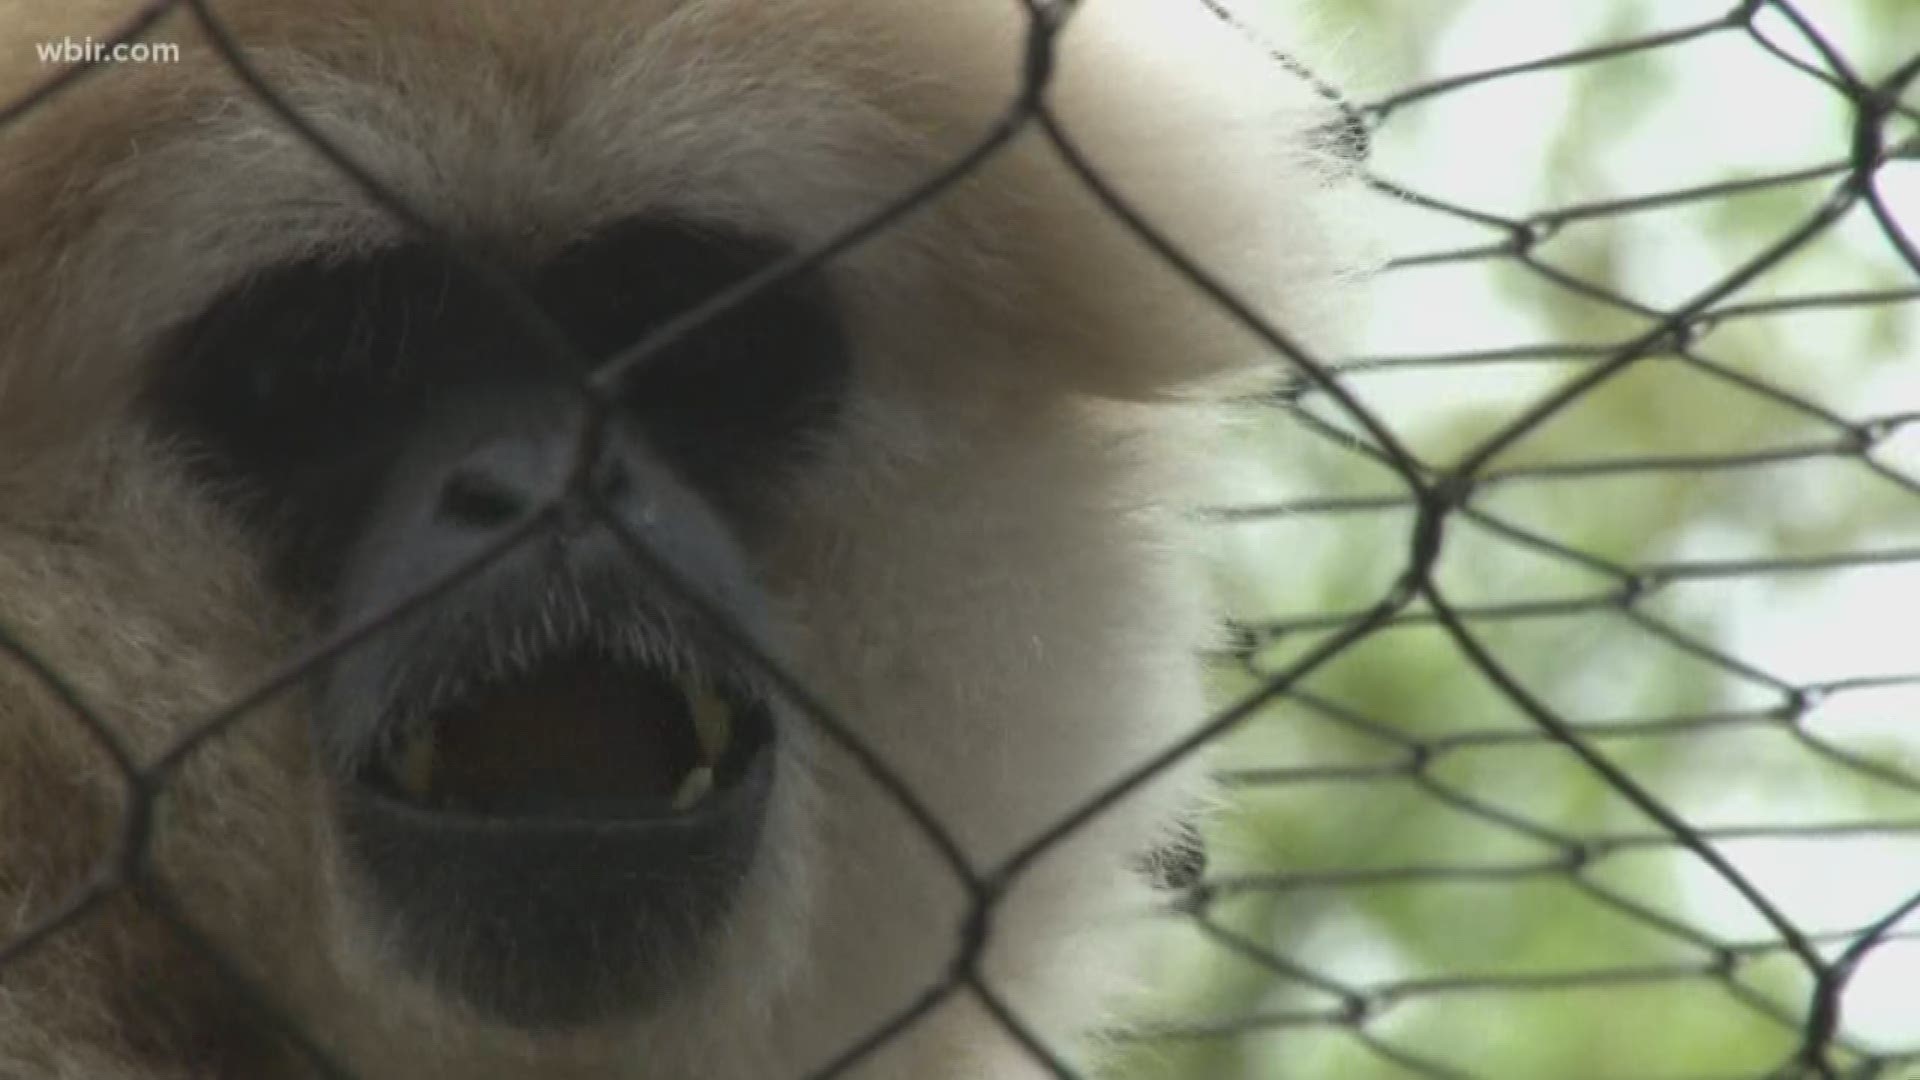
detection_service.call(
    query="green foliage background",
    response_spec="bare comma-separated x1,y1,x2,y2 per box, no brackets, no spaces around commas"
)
1108,3,1920,1078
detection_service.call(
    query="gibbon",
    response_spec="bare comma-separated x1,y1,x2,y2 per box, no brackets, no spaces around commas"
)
0,1,1359,1077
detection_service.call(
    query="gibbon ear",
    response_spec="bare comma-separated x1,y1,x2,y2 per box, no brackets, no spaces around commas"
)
1139,813,1209,894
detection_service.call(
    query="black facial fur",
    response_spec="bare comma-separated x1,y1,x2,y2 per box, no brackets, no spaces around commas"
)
147,218,848,1026
153,218,849,594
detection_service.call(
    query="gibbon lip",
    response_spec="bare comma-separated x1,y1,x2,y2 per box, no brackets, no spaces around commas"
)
354,650,775,823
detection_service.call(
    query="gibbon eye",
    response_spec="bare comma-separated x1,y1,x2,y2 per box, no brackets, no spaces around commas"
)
531,219,852,506
161,253,433,459
151,249,454,581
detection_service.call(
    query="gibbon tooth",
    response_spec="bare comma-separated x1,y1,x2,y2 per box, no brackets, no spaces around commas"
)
395,730,435,799
670,766,715,812
688,684,733,764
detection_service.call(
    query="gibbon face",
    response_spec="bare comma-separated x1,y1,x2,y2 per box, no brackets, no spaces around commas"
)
0,2,1357,1078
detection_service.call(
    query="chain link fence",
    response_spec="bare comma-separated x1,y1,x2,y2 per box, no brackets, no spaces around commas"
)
2,1,1918,1078
1115,3,1920,1077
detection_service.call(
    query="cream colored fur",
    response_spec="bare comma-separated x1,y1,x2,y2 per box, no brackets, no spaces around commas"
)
0,1,1358,1077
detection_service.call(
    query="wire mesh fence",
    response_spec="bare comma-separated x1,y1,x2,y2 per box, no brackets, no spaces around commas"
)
1,1,1917,1078
1121,4,1920,1078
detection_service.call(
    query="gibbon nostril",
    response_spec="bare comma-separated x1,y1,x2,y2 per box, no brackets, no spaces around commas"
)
437,469,529,529
593,459,632,503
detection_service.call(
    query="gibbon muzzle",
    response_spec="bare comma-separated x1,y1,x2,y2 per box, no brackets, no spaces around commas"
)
316,385,784,1026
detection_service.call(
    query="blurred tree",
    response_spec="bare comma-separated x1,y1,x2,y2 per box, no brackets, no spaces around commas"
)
1107,2,1920,1078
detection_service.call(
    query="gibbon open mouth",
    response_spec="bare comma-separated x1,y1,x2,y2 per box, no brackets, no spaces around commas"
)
328,623,781,1026
357,650,775,822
